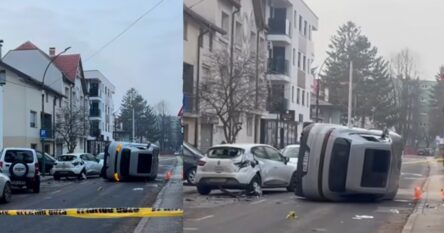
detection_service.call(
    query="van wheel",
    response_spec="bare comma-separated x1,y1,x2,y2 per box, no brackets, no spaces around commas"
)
54,175,60,181
197,185,211,195
186,168,197,185
247,176,262,196
1,182,12,203
287,172,297,192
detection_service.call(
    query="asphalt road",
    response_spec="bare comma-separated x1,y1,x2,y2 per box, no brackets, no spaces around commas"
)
183,155,430,233
0,155,179,233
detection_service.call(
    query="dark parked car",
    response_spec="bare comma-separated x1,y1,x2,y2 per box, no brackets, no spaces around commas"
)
183,142,204,185
36,151,57,174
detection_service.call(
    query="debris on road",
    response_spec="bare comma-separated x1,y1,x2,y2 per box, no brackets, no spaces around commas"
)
286,211,297,220
312,228,327,232
97,186,103,192
133,188,144,191
389,209,400,214
352,215,374,220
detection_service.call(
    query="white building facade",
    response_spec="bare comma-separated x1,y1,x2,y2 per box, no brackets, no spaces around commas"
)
184,0,266,151
84,70,115,155
261,0,318,148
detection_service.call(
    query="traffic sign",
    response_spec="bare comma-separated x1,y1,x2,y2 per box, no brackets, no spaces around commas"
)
40,129,48,139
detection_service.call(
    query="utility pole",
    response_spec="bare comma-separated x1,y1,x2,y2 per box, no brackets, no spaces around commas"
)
132,108,135,143
0,40,4,149
347,61,353,128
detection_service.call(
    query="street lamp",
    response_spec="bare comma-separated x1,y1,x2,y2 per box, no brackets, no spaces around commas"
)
40,46,71,176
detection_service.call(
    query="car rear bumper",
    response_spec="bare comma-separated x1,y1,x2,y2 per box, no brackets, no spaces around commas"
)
197,177,249,189
52,167,82,176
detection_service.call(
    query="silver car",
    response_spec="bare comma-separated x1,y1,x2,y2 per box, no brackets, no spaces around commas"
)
0,173,12,203
194,144,297,195
281,144,300,169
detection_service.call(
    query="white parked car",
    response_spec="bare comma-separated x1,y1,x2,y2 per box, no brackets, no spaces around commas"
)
194,144,297,195
96,152,104,167
281,144,300,169
0,173,12,203
52,153,103,180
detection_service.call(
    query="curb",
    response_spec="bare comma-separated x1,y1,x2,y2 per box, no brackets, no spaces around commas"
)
401,158,432,233
133,157,182,233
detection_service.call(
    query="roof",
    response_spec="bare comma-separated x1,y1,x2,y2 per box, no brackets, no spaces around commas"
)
0,60,63,97
184,6,226,35
14,41,39,50
210,143,275,150
53,54,81,82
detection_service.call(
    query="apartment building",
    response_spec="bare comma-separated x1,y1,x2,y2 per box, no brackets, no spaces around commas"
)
261,0,318,148
84,70,115,155
183,0,267,151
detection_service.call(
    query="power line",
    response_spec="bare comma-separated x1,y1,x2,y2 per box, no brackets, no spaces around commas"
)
45,0,166,88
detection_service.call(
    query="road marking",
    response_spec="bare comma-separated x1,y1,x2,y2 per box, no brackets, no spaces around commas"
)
184,227,198,231
51,190,62,194
401,173,423,177
250,199,267,205
192,215,214,221
394,199,411,203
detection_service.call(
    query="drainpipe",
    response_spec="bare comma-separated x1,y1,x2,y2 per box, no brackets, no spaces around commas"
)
229,7,240,143
254,27,264,143
52,96,56,156
194,28,209,148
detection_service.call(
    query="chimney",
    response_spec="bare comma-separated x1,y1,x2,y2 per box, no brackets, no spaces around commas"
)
0,39,3,59
49,47,56,57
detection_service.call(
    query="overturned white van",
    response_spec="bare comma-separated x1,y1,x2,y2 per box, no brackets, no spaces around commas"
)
102,142,159,181
294,123,402,201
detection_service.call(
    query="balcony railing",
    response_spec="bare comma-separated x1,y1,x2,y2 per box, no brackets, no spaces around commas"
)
90,109,101,117
183,93,196,114
268,58,289,76
267,97,289,113
268,18,290,36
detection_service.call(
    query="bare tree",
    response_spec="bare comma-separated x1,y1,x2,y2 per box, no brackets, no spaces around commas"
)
199,49,267,143
55,104,89,153
391,48,421,147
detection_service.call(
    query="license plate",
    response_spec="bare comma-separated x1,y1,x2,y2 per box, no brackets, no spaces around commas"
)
12,181,26,185
215,166,223,173
207,178,226,183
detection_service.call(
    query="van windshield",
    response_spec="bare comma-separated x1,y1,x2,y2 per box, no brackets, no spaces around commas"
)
207,147,244,159
4,150,34,163
57,155,77,161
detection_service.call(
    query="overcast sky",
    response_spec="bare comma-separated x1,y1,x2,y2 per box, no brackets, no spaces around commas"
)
0,0,182,114
305,0,443,80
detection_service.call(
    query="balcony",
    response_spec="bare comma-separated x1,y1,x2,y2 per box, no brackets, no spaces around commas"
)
267,96,289,113
90,109,101,117
267,18,291,44
268,58,289,75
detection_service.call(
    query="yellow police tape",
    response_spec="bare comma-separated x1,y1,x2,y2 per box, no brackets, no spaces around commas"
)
0,208,183,219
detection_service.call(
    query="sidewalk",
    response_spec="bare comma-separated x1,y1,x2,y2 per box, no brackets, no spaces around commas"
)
402,157,444,233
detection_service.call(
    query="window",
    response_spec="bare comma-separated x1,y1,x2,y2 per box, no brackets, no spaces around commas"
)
292,86,295,103
235,22,242,45
247,115,253,136
292,48,296,66
297,52,301,68
299,15,302,32
302,90,305,106
252,146,267,159
30,144,37,149
307,92,310,106
207,147,244,159
297,88,300,104
59,98,61,107
4,150,34,163
294,10,297,29
221,12,229,38
309,25,312,40
30,111,37,128
299,114,303,123
264,147,284,162
184,19,188,40
250,32,256,51
303,55,306,71
209,32,214,51
304,20,307,36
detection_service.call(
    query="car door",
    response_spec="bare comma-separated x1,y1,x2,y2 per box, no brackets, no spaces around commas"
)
88,154,101,174
251,146,274,186
80,154,93,174
263,146,293,187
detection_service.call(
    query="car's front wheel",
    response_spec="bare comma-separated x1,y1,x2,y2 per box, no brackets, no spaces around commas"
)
53,175,60,181
1,182,12,203
78,170,87,180
197,185,211,195
186,168,197,185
